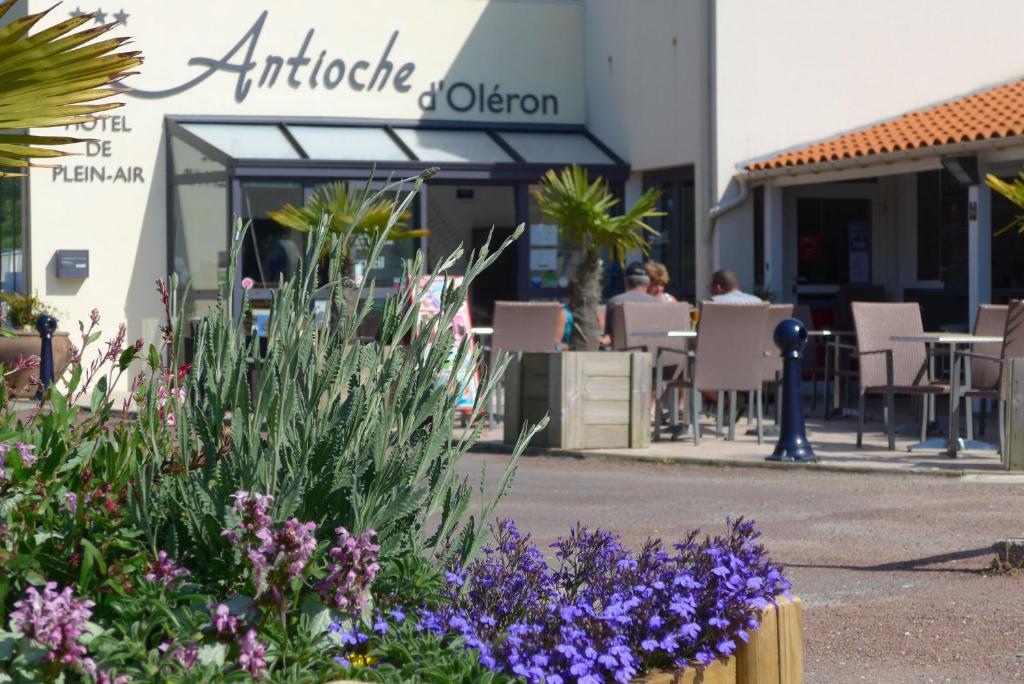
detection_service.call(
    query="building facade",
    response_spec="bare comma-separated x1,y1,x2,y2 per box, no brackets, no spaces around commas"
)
12,0,1024,357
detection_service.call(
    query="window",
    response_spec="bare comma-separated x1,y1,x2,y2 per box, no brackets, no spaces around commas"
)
642,169,695,302
240,182,306,287
0,177,23,293
796,198,871,285
916,169,968,286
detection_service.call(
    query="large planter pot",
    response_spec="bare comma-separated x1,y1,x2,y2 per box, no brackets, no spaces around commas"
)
504,351,651,449
637,657,737,683
0,330,72,397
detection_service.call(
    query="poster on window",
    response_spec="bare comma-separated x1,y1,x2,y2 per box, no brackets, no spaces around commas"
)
848,220,870,283
413,275,479,414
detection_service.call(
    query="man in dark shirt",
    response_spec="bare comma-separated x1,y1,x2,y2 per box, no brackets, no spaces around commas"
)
604,261,658,338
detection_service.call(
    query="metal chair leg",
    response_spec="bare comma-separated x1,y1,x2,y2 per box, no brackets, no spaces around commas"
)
998,397,1006,462
978,398,988,438
692,384,701,446
919,395,928,443
885,387,896,450
756,387,763,445
716,392,724,438
857,391,866,448
965,395,974,442
728,390,737,441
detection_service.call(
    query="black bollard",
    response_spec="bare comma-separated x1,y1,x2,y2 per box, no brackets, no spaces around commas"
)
34,314,57,400
766,318,818,462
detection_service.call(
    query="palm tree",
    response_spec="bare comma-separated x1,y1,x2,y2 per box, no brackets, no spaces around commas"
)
0,2,142,175
987,171,1024,235
533,165,662,351
267,181,428,279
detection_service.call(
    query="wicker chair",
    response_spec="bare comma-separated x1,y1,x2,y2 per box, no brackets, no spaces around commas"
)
831,285,887,417
957,302,1021,455
489,301,565,424
850,302,949,450
665,302,769,445
610,302,692,439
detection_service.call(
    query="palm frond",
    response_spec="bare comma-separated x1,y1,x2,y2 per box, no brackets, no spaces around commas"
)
267,180,428,244
531,164,662,262
0,1,142,177
987,172,1024,236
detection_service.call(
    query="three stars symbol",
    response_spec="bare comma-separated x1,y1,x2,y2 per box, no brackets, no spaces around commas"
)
68,7,129,26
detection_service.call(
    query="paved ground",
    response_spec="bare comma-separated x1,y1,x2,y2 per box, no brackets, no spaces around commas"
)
457,452,1024,683
474,409,1014,477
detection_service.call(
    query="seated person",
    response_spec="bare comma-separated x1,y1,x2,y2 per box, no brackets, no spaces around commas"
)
645,261,678,302
709,269,761,303
604,261,658,345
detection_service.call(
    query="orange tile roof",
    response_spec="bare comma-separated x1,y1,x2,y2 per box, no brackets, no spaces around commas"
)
745,78,1024,173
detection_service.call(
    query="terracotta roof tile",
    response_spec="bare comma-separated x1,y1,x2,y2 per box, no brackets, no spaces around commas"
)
746,79,1024,172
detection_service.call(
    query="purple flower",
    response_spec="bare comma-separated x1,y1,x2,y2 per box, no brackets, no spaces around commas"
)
236,629,268,679
63,492,77,514
172,642,198,671
143,550,189,587
14,441,36,466
10,582,96,675
222,492,316,609
317,527,380,613
211,603,239,637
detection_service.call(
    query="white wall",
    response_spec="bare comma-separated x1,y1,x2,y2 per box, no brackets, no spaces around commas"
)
715,0,1024,195
583,0,714,294
583,0,707,171
26,0,585,381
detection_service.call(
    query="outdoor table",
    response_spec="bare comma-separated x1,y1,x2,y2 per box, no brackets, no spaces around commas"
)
807,330,854,420
889,333,1003,458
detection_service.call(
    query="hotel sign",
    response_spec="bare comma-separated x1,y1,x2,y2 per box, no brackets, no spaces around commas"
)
127,10,561,117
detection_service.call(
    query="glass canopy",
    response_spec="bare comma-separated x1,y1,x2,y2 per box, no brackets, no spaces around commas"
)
168,118,625,171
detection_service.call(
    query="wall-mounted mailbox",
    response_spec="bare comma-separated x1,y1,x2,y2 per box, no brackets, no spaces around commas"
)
56,250,89,279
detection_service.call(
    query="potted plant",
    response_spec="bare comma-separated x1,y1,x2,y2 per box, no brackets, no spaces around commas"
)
504,166,663,449
0,292,71,396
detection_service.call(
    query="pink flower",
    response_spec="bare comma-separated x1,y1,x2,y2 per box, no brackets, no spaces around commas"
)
211,603,238,637
15,441,37,466
236,629,268,679
317,527,380,613
143,550,189,587
172,642,198,671
89,309,101,326
241,277,255,290
10,582,95,675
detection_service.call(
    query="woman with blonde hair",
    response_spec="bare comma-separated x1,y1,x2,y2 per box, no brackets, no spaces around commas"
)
644,261,677,302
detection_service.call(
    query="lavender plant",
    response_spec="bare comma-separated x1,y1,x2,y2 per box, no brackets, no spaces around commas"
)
130,169,544,583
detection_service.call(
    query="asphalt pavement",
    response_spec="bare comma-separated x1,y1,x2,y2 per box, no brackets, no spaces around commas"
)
457,452,1024,683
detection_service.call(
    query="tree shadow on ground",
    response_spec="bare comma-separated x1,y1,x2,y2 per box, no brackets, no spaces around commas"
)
783,546,992,575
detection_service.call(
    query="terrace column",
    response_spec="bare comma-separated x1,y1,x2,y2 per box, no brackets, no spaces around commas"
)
968,178,992,329
763,185,785,302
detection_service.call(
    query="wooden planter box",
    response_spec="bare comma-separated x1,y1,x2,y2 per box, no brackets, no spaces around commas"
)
638,597,804,684
504,351,651,449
